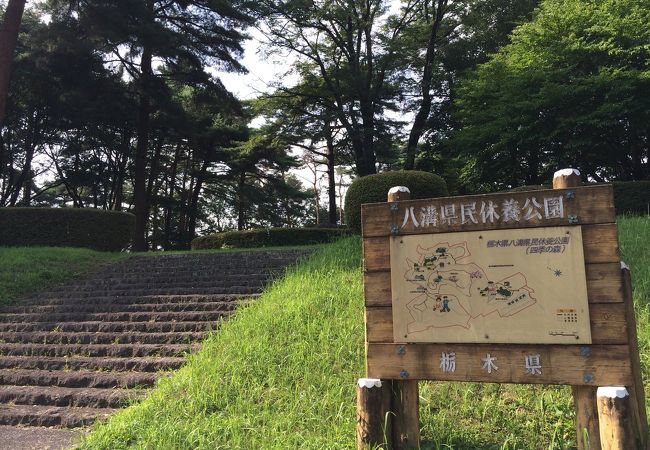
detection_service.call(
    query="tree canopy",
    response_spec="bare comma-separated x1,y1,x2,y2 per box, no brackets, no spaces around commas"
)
453,0,650,191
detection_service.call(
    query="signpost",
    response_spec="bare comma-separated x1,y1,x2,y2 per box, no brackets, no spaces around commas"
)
356,170,647,450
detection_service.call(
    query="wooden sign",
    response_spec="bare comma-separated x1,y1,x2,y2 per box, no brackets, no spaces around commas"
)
362,184,626,386
358,179,647,450
390,226,591,344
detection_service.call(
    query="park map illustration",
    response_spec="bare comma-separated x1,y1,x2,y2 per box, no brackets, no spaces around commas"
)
390,227,592,344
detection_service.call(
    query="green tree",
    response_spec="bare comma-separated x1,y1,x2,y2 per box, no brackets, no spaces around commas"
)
257,0,414,176
0,0,26,127
453,0,650,191
52,0,255,250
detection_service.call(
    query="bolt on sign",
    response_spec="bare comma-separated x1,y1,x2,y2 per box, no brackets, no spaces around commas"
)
359,183,647,449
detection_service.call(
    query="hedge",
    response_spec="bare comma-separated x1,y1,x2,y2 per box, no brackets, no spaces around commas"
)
344,171,449,233
509,181,650,215
191,227,349,250
0,208,135,251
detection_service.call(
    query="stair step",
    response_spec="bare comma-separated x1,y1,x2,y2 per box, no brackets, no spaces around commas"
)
0,331,206,345
0,356,185,372
0,343,199,358
0,385,144,408
0,404,115,427
31,287,262,298
1,301,243,315
0,369,160,389
0,310,234,323
0,320,221,333
14,294,258,307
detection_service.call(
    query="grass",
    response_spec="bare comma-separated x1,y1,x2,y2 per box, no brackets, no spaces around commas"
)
0,247,125,306
68,216,650,448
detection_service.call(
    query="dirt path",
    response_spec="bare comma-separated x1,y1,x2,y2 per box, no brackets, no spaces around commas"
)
0,425,83,449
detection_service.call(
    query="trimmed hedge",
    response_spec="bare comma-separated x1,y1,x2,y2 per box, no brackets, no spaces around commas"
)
191,227,349,250
344,171,449,233
509,181,650,215
0,208,135,251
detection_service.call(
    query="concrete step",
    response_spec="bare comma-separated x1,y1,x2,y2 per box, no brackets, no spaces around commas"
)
0,331,206,345
1,301,243,315
13,294,258,307
32,286,261,298
0,356,185,372
0,310,234,323
0,343,199,358
0,320,221,333
0,404,115,427
0,369,160,389
0,385,144,408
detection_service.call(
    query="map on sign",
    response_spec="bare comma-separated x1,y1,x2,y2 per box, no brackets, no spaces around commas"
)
390,226,591,344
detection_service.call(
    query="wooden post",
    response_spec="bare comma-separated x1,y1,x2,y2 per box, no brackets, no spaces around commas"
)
553,169,601,450
620,265,648,449
386,186,420,450
357,378,392,449
597,387,640,449
391,380,420,450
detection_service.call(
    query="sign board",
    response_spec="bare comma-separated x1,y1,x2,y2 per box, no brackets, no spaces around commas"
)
361,185,637,386
358,181,647,450
390,226,591,344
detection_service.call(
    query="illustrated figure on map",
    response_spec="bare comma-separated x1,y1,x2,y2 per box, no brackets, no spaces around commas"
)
435,297,442,311
487,281,497,302
441,296,451,312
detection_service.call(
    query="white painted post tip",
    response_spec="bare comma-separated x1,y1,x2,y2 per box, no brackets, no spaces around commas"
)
620,261,630,270
597,386,629,398
357,378,383,389
554,168,581,178
388,186,410,195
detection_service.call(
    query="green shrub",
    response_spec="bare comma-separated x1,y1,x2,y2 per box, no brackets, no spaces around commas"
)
191,227,348,250
0,208,134,251
344,171,448,233
509,181,650,215
613,181,650,215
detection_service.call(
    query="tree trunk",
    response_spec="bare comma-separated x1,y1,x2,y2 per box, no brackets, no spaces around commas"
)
237,171,246,231
325,122,337,225
186,157,209,248
132,44,153,251
404,0,447,170
0,0,26,128
163,143,182,249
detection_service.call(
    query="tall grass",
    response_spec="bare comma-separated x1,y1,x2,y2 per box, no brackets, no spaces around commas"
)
81,217,650,449
0,247,123,306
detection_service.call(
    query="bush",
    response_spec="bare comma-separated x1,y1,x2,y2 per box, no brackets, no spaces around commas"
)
191,227,348,250
613,181,650,215
344,171,448,233
0,208,135,251
509,181,650,215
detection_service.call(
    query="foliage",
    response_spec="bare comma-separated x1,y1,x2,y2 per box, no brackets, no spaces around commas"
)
0,246,123,305
344,171,448,232
0,207,135,251
613,181,650,216
508,181,650,215
191,227,348,250
454,0,650,191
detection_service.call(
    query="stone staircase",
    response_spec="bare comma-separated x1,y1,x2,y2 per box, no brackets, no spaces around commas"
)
0,249,309,428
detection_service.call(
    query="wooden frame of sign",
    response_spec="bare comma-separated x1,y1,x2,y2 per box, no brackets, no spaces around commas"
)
358,177,647,450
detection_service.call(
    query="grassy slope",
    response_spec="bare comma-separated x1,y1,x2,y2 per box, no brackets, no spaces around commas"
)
81,217,649,450
0,247,124,306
